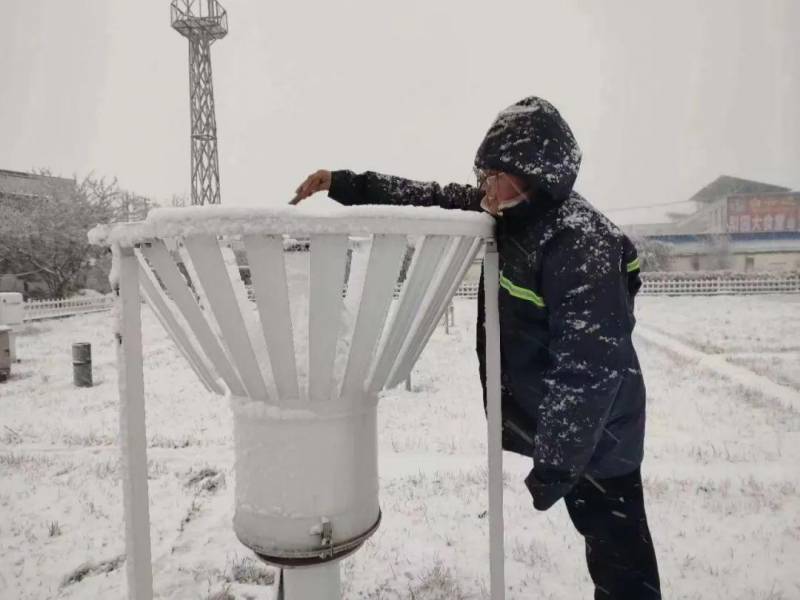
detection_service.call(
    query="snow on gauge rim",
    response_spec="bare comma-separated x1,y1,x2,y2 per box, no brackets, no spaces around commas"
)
89,204,495,247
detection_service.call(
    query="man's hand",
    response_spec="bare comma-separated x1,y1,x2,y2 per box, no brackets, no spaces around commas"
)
525,467,577,511
292,169,332,204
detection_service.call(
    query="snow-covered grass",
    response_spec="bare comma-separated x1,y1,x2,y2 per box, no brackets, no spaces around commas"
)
636,295,800,398
636,295,800,354
1,296,799,598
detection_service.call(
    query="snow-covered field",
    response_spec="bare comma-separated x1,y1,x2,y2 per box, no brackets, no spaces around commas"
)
1,295,799,599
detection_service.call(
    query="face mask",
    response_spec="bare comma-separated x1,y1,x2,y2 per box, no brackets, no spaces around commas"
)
480,193,528,215
475,169,530,215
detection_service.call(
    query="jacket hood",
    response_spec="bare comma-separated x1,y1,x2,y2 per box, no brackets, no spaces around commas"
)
474,97,582,201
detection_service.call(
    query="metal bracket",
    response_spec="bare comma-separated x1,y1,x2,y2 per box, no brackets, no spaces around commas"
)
319,519,334,560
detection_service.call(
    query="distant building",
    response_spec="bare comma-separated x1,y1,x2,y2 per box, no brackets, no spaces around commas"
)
0,169,77,295
0,169,75,207
623,176,800,272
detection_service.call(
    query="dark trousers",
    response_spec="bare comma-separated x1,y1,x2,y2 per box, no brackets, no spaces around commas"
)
564,468,661,599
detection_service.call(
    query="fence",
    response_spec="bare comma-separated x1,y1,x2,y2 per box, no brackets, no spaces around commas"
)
451,276,800,299
638,275,800,296
24,274,797,322
23,295,116,321
454,282,480,299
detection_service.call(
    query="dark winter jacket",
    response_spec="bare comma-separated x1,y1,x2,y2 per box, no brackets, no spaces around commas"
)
328,97,647,511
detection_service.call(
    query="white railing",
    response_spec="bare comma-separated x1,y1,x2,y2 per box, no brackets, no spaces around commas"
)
228,274,800,305
24,295,116,321
454,282,480,299
451,277,800,299
639,275,800,296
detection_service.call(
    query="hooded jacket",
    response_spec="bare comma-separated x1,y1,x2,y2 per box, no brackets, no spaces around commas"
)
328,97,646,510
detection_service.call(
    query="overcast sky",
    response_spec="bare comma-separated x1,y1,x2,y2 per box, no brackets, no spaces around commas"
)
2,1,798,223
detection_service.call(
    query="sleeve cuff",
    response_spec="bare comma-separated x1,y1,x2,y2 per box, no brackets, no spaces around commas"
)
525,468,577,511
328,170,356,205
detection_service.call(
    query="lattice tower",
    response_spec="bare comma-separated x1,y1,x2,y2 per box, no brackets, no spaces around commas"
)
171,0,228,205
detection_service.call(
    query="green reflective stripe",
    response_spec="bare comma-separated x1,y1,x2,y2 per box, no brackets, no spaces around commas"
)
499,273,546,308
626,257,641,272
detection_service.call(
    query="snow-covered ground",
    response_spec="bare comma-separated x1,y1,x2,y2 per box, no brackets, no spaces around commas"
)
1,295,799,599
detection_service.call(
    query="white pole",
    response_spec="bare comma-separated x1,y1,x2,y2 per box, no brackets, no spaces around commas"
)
282,563,341,600
117,246,154,600
483,240,505,600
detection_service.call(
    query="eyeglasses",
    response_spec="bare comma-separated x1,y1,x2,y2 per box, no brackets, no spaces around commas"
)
474,168,527,197
474,167,500,190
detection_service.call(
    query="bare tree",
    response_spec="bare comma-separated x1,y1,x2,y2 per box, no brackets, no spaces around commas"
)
0,173,127,297
709,234,733,270
630,236,673,272
170,193,189,208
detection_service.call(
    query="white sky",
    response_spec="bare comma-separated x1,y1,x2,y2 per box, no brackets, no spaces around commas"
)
1,1,798,223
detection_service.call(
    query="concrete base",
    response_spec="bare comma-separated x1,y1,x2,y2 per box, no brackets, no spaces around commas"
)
280,562,340,600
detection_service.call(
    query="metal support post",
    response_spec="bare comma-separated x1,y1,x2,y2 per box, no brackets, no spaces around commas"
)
117,245,154,599
483,240,505,600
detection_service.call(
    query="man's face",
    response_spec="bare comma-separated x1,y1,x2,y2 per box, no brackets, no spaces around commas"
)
476,169,529,215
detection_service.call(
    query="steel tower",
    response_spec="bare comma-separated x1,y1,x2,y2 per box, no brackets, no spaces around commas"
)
171,0,228,206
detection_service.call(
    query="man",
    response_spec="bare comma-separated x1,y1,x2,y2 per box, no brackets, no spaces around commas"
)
294,96,661,599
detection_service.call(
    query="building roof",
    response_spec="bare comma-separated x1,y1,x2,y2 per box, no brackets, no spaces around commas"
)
665,210,694,223
0,169,75,200
644,231,800,256
689,175,791,205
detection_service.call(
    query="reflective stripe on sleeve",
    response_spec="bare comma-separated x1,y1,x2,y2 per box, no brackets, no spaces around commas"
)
499,272,546,308
626,257,641,272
